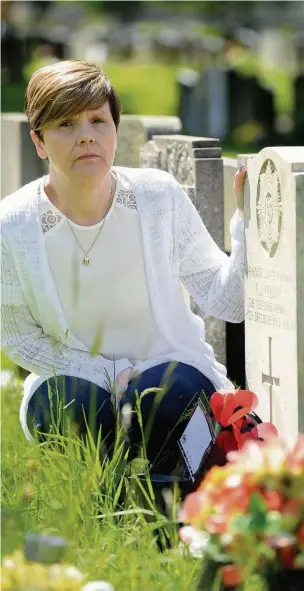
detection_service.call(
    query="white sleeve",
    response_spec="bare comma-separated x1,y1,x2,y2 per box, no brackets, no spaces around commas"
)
172,179,245,323
0,235,132,389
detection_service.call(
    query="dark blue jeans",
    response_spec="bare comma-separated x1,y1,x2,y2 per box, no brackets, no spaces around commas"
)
26,362,215,473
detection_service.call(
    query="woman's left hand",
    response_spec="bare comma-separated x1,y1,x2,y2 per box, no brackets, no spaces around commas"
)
115,367,134,392
233,164,247,219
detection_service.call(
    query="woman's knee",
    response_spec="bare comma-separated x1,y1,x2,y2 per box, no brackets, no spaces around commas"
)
26,375,114,441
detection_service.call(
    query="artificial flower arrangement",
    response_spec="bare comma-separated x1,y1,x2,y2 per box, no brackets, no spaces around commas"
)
180,389,304,591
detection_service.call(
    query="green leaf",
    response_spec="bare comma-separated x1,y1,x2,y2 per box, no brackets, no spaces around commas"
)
248,492,268,532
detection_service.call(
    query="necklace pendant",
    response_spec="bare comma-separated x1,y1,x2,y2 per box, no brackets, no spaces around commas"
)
83,256,90,266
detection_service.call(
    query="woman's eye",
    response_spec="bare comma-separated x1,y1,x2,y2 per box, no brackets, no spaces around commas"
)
92,118,105,124
59,121,73,127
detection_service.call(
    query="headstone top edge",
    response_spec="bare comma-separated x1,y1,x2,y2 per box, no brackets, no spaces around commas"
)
1,113,28,122
223,157,238,166
151,135,220,147
255,146,304,165
136,115,181,124
152,134,219,141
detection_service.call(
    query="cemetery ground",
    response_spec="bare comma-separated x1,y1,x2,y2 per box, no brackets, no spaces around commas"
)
1,357,262,591
1,364,199,590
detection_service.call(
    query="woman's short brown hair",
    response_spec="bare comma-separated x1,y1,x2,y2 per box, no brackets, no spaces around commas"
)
24,60,121,139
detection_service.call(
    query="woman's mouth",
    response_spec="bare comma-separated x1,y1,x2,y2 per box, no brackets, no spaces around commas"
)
78,155,99,160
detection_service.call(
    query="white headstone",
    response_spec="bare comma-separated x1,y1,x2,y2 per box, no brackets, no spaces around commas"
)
245,146,304,442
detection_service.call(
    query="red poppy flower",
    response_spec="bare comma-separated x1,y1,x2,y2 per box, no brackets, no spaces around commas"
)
210,390,278,454
235,422,278,449
217,430,239,454
210,390,258,428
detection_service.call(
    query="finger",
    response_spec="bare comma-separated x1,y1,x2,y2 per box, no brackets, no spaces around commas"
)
236,163,247,175
234,165,247,193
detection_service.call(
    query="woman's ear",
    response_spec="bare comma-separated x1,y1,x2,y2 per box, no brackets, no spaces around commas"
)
30,130,48,160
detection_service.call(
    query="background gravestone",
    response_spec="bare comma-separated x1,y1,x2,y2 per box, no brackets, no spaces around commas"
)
177,67,275,146
115,116,146,168
294,74,304,145
177,67,228,140
1,114,47,197
140,134,227,368
176,69,202,137
227,70,275,145
245,146,304,441
115,115,181,168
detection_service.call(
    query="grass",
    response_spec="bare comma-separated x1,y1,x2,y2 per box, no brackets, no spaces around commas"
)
1,369,271,590
1,370,201,590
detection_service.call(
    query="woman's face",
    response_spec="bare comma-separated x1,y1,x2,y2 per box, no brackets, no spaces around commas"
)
31,101,117,179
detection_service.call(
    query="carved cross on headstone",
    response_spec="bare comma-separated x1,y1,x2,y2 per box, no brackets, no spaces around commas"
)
261,336,280,422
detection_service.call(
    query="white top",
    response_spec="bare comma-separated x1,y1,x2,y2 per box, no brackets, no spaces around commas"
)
0,167,245,440
40,177,172,363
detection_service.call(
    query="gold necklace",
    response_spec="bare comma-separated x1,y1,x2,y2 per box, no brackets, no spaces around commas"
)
66,175,115,267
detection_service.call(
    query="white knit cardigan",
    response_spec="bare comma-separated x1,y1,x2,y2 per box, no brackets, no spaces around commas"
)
1,166,244,404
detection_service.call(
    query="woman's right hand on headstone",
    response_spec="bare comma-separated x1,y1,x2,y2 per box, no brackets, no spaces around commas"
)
234,164,247,219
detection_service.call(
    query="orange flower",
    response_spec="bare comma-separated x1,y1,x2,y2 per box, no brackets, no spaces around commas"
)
282,499,303,518
180,491,205,523
221,564,243,587
262,489,285,511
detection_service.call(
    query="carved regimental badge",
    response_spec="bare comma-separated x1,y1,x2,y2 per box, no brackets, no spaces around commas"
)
256,159,282,257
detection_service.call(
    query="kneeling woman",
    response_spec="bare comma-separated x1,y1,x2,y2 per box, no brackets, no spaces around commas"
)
0,60,246,476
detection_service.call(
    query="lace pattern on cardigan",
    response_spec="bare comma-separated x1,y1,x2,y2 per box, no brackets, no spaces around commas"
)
40,189,137,234
116,189,137,210
41,210,63,234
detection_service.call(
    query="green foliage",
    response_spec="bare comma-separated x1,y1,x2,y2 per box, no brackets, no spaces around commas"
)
101,61,179,116
1,379,200,589
1,83,27,113
1,350,16,371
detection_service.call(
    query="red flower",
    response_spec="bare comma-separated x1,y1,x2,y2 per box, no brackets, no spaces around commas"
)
216,431,238,454
210,390,258,428
210,390,278,454
235,422,278,449
278,545,297,569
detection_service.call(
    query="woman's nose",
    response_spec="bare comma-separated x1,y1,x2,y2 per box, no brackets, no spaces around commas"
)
77,134,94,145
76,124,95,145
